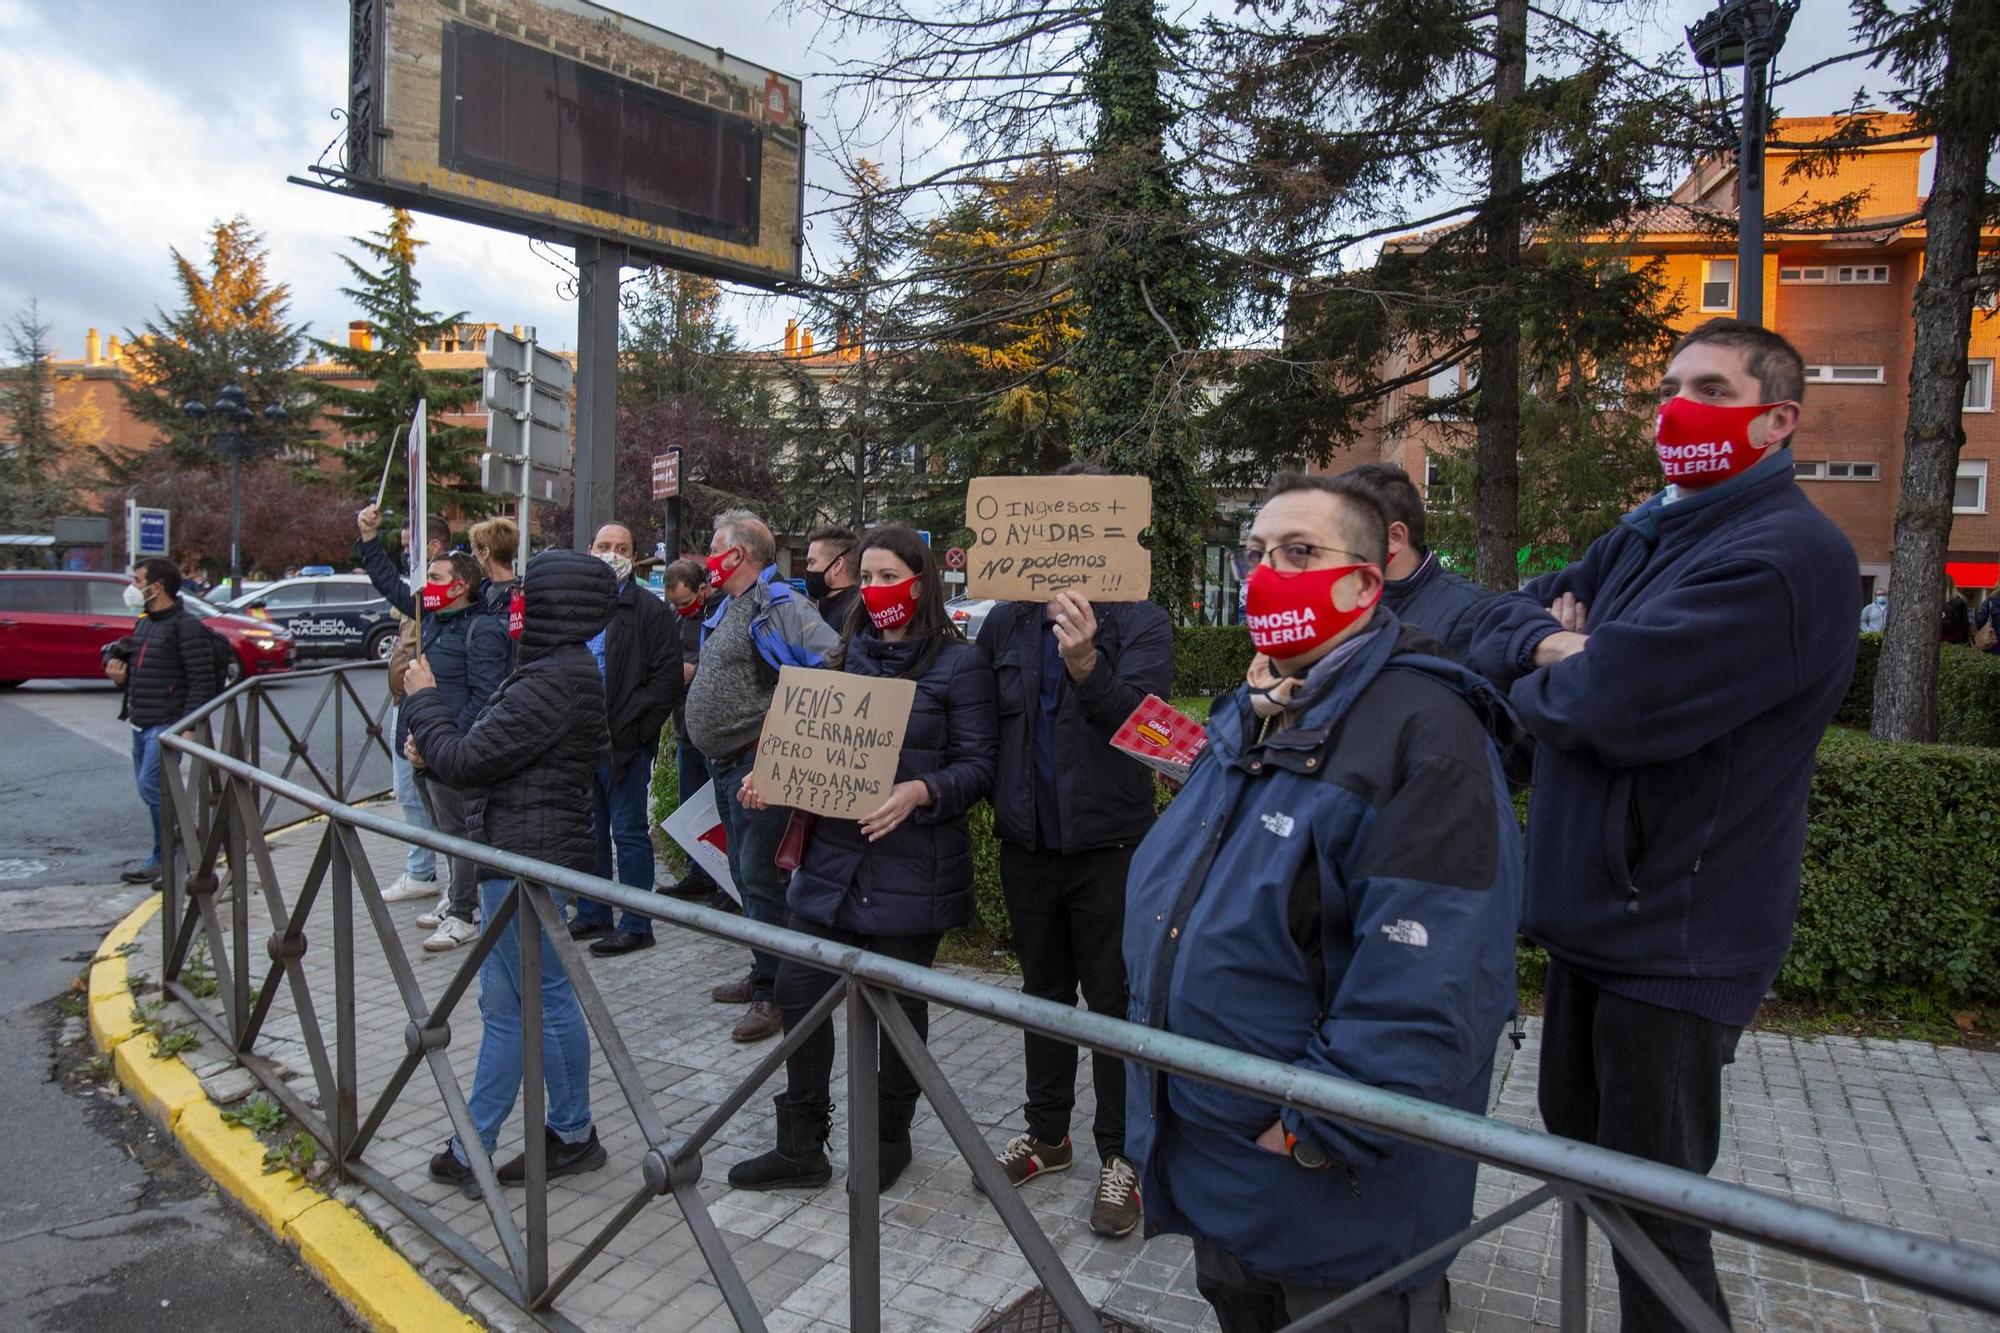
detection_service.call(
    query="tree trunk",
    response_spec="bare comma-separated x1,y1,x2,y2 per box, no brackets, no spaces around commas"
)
1869,0,1999,743
1473,0,1527,591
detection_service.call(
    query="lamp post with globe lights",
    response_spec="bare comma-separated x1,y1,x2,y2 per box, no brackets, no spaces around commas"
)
1687,0,1798,328
181,385,290,601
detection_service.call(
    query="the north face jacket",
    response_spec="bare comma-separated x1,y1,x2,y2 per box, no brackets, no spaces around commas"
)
1124,613,1524,1289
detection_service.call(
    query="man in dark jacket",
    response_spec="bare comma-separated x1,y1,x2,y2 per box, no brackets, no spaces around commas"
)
405,549,616,1196
803,524,860,633
1335,462,1494,661
571,523,684,955
1127,475,1523,1332
1467,319,1857,1330
105,558,221,884
975,587,1171,1239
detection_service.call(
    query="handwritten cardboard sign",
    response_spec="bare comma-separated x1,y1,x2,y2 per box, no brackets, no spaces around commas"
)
752,666,918,817
964,475,1151,602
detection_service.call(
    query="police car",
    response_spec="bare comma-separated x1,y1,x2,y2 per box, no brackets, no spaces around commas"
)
227,574,397,661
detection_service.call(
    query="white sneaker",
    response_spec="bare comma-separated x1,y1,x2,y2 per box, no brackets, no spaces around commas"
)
422,916,480,952
415,891,451,929
382,873,439,903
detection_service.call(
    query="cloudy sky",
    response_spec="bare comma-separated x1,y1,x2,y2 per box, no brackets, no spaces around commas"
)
0,0,1879,366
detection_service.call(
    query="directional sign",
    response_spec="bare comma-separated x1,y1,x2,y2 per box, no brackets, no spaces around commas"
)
481,453,571,503
486,412,573,473
126,501,171,559
944,546,966,572
651,450,681,500
484,367,570,433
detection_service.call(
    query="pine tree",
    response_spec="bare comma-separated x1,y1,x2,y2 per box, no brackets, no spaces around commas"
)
310,209,483,510
0,300,87,545
118,216,317,471
619,268,755,414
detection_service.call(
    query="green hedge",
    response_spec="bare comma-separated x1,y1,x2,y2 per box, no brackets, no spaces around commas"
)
1174,625,1254,697
1839,635,2000,746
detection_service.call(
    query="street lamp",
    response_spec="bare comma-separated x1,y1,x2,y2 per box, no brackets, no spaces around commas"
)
181,385,290,601
1688,0,1797,328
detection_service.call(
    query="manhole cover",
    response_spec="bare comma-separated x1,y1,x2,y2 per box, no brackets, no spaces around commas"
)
0,857,57,881
975,1290,1156,1333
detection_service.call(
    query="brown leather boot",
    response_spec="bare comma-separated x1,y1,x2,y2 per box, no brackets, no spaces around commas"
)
731,999,781,1043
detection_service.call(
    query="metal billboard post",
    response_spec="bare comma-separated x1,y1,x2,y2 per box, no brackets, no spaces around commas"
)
573,240,623,552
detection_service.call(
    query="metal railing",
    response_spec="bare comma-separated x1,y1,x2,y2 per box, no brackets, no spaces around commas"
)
154,664,2000,1333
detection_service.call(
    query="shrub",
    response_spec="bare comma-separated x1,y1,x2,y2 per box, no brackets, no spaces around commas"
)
1837,636,2000,745
1174,626,1253,697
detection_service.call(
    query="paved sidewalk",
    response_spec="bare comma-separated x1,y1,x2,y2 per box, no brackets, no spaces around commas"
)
160,819,2000,1332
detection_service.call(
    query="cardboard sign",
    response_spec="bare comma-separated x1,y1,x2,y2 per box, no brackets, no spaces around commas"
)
964,475,1151,601
1110,695,1209,783
751,667,917,817
660,780,738,905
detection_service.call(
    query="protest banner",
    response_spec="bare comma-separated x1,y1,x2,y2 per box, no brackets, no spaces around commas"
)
407,399,428,641
963,474,1151,602
660,780,738,905
751,666,917,817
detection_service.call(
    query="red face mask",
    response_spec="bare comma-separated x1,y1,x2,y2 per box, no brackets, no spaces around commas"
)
862,577,919,631
672,595,704,621
1243,562,1379,658
1654,396,1786,488
419,580,465,613
705,548,742,587
507,585,525,640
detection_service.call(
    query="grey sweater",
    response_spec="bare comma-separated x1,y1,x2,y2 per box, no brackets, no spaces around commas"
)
685,591,774,760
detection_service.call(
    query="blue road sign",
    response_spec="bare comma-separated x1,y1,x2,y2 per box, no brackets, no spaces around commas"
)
134,508,169,558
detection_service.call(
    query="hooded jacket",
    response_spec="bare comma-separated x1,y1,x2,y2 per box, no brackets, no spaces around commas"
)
786,632,998,936
1382,549,1495,663
1124,614,1524,1289
1466,448,1856,999
404,551,614,873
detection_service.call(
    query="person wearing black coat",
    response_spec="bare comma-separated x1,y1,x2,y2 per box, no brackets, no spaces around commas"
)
404,549,616,1196
1333,462,1496,662
572,524,685,955
726,525,997,1195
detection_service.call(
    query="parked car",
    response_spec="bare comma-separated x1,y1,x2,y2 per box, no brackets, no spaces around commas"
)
945,596,997,640
0,571,294,689
227,576,397,661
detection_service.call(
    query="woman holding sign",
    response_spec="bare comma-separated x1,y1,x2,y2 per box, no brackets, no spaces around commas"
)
729,525,997,1193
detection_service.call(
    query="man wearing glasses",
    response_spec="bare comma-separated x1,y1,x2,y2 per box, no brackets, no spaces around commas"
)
1126,473,1524,1332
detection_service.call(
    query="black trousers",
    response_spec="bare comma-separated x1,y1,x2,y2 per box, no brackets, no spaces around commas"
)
774,916,941,1132
1538,959,1743,1332
999,841,1133,1161
1193,1239,1449,1333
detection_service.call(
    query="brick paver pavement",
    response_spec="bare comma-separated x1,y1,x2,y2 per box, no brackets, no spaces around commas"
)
160,818,2000,1332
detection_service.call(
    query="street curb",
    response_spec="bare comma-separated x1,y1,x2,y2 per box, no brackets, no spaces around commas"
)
89,895,482,1333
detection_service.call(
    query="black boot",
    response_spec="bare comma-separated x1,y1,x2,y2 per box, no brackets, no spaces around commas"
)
877,1098,917,1192
727,1096,833,1191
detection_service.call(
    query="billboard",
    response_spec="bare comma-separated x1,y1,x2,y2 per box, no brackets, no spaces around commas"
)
343,0,803,289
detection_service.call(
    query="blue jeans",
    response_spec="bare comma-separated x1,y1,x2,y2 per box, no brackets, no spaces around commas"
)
575,751,655,936
391,707,438,880
676,737,719,890
131,723,170,868
712,748,793,1002
455,878,594,1161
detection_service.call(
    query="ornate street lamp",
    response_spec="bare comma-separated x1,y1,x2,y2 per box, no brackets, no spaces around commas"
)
182,385,290,601
1688,0,1798,328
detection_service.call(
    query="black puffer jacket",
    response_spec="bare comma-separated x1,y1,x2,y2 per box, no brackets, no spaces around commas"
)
404,551,614,874
787,633,997,936
127,599,221,729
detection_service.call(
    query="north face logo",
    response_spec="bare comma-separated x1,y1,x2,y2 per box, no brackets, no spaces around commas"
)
1260,812,1295,838
1381,920,1430,948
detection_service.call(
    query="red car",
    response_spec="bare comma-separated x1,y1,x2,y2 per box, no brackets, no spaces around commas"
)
0,570,295,689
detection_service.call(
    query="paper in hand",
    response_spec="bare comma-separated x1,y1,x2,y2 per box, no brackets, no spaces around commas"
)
1110,695,1209,783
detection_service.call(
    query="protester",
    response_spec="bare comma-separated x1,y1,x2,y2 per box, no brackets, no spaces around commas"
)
659,558,723,900
382,515,454,904
1859,587,1888,633
803,524,861,632
570,523,683,956
407,549,616,1197
1126,475,1524,1332
684,511,844,1042
1468,318,1856,1330
1332,462,1494,659
975,498,1173,1238
104,558,222,885
728,525,997,1192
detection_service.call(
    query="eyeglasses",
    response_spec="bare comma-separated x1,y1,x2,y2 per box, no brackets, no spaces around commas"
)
1230,542,1370,579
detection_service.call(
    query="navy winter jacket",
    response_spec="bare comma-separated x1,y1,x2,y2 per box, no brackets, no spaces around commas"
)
1382,549,1495,663
786,633,998,937
1466,448,1856,987
357,537,501,748
1124,614,1524,1289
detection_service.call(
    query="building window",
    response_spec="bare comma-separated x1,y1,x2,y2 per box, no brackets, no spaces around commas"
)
1427,364,1462,398
1802,364,1886,384
1700,259,1736,311
1966,360,1994,413
1796,460,1881,481
1834,264,1891,284
1955,461,1989,514
1778,266,1829,284
1425,453,1454,506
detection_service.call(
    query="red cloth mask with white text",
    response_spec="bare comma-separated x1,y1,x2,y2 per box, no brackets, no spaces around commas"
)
1243,563,1378,658
1654,396,1786,488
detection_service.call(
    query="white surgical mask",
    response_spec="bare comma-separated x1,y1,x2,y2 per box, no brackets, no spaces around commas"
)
598,551,633,583
123,584,147,611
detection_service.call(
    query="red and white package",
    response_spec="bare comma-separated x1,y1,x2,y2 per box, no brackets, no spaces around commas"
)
1110,695,1209,783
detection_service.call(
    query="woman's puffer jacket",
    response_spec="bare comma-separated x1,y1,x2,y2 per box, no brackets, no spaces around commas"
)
404,550,613,874
786,632,997,936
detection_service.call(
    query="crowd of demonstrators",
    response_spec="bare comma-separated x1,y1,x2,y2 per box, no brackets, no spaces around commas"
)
685,511,845,1043
1469,319,1856,1331
103,558,223,884
659,557,724,901
803,524,861,632
1125,475,1526,1332
569,523,683,957
379,515,454,907
1332,462,1496,659
405,550,617,1196
728,526,998,1192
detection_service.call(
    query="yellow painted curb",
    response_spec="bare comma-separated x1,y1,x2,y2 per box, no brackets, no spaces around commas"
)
90,896,481,1333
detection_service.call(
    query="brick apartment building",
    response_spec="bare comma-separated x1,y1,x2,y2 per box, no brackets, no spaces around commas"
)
1334,114,2000,601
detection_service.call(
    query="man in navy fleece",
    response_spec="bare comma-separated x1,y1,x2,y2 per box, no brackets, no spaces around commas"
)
1468,319,1857,1331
